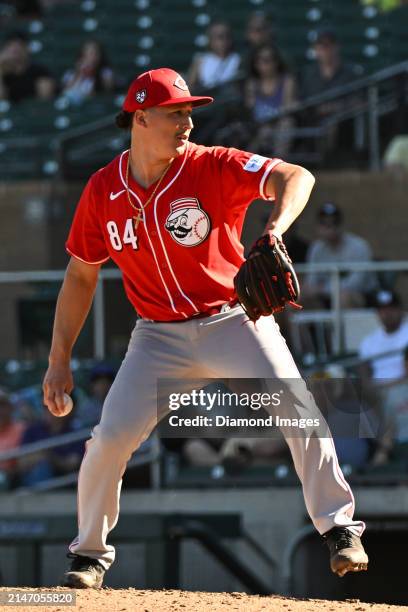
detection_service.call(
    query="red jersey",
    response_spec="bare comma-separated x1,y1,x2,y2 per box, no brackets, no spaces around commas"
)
66,142,283,321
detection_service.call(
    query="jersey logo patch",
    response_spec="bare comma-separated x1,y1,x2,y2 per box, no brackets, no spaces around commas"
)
165,198,210,247
135,88,147,104
243,154,268,173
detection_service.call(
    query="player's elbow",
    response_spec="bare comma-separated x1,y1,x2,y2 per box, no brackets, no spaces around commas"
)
295,165,315,187
276,162,315,186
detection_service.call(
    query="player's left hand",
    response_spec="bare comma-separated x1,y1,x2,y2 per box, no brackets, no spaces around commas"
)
233,233,302,322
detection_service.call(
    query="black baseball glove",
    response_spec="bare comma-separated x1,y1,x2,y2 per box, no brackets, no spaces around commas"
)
234,233,302,322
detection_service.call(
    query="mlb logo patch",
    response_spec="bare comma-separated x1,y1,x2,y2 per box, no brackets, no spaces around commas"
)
243,154,268,172
135,89,147,104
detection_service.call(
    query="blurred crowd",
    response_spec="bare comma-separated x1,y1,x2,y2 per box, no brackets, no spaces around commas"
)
2,310,408,491
0,7,395,166
0,364,115,490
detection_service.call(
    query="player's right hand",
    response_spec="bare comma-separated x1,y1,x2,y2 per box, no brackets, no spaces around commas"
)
42,362,74,417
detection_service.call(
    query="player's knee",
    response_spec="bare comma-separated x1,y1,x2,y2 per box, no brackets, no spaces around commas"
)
91,424,143,457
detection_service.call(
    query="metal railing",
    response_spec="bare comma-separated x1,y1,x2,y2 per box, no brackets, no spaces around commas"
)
0,427,162,492
295,260,408,354
0,260,406,359
53,58,408,173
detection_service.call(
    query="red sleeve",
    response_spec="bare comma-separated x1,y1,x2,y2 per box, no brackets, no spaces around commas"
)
216,147,284,212
65,173,110,265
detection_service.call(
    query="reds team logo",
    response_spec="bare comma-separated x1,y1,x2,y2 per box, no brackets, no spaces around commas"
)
165,198,211,247
173,75,189,91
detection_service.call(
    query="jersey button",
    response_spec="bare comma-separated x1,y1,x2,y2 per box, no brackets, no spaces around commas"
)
151,230,157,236
161,264,167,270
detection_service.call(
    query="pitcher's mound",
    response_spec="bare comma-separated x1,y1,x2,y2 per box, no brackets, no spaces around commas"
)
1,588,407,611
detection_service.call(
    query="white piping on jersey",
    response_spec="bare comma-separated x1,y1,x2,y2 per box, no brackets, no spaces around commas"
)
153,146,200,314
66,247,110,266
118,150,182,316
259,159,284,200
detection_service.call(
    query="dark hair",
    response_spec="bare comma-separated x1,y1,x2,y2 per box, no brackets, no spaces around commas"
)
115,110,133,130
5,31,28,44
75,39,110,92
404,345,408,361
249,43,288,79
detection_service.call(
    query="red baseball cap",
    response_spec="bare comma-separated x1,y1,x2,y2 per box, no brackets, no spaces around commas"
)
122,68,213,112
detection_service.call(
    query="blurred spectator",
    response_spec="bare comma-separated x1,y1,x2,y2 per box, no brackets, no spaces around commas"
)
187,21,241,93
244,43,297,157
0,391,25,488
371,345,408,467
0,31,55,102
300,30,363,157
18,407,84,487
245,44,296,147
301,30,362,106
182,438,224,467
303,202,378,308
61,39,115,106
317,365,377,470
219,436,289,472
243,11,275,63
359,290,408,382
77,364,116,428
181,436,289,472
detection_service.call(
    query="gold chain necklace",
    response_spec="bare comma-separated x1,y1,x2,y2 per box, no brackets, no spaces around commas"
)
125,151,173,231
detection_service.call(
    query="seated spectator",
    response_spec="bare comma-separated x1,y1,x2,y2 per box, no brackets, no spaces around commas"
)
219,436,289,472
181,436,289,473
371,345,408,467
300,30,363,158
244,43,297,157
0,31,55,102
0,391,25,489
18,406,84,487
77,364,116,428
301,30,362,109
315,365,378,470
187,21,241,93
303,202,378,308
359,290,408,382
61,39,115,106
242,11,276,70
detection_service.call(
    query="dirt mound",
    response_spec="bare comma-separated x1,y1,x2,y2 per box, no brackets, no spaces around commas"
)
0,588,406,611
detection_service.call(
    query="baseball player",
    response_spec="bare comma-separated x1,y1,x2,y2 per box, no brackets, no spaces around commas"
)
42,68,368,588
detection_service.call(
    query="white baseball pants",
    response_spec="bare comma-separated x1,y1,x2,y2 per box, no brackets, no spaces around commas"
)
69,306,365,569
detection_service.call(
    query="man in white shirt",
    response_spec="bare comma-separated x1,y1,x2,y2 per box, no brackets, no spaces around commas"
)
359,290,408,382
304,203,378,308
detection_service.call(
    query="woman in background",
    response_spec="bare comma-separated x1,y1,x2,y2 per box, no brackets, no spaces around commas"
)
188,21,241,92
244,43,296,156
61,39,115,105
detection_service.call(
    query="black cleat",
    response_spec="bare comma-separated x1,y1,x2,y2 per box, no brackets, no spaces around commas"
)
322,527,369,577
61,553,105,588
